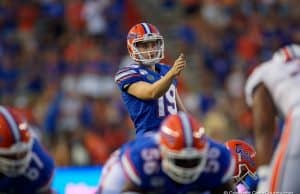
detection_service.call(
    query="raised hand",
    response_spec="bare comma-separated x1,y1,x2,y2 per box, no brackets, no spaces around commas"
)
170,53,186,77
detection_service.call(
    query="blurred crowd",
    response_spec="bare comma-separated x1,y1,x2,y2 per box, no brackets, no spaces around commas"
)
0,0,299,166
0,0,131,166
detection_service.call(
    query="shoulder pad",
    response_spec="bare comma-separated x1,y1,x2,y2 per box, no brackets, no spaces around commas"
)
114,66,139,83
245,63,268,106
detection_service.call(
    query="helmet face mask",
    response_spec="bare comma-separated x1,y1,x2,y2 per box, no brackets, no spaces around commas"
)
127,23,165,66
159,112,208,184
232,163,257,186
0,107,33,177
161,144,208,184
0,139,33,177
225,139,258,188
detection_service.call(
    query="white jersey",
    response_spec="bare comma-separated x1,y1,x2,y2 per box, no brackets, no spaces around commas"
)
245,58,300,116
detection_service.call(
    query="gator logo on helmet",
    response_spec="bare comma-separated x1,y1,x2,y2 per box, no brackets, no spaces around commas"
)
236,144,255,168
127,33,138,40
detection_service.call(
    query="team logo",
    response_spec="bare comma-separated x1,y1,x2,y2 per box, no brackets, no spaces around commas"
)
139,69,148,75
146,74,155,81
236,144,255,168
127,33,137,39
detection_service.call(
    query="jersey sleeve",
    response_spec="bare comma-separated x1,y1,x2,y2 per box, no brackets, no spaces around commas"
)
97,149,129,194
31,139,55,192
220,149,236,184
245,64,267,107
120,148,142,186
114,66,145,91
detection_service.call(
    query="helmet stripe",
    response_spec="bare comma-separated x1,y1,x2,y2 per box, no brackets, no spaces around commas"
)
179,112,193,147
283,47,292,61
141,23,151,34
0,106,20,143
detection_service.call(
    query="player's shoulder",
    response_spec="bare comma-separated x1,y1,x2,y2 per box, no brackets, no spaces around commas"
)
121,135,158,159
206,138,235,182
114,63,140,78
120,135,159,186
126,135,158,157
248,60,272,78
114,63,147,84
244,60,272,106
115,64,141,74
14,138,55,193
207,138,231,160
30,138,55,170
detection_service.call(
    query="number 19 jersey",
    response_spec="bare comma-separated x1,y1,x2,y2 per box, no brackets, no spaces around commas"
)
114,63,178,138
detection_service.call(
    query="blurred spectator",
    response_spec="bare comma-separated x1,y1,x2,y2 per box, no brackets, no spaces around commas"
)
0,54,20,101
65,0,85,32
17,1,39,53
81,0,109,38
39,0,65,41
180,0,201,16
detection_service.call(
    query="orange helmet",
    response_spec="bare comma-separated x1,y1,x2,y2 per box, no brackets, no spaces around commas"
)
225,139,257,185
127,22,164,65
0,106,33,177
159,112,208,184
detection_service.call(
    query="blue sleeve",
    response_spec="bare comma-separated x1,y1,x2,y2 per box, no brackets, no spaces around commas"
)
120,138,158,187
31,139,55,191
219,146,235,184
207,142,235,186
114,66,144,91
120,148,143,186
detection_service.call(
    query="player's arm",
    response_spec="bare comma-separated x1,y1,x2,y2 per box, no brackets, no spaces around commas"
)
175,91,186,112
127,54,186,100
252,83,277,166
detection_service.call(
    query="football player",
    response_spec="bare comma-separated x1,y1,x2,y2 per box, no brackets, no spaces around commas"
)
245,44,300,192
97,112,235,194
225,139,258,192
0,106,55,194
114,22,186,138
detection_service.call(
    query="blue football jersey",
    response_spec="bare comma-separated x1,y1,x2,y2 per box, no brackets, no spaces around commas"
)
0,138,55,194
115,63,178,137
119,135,235,194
